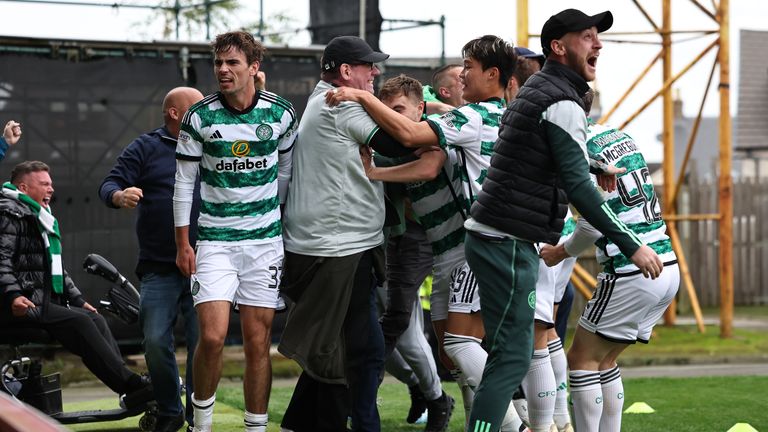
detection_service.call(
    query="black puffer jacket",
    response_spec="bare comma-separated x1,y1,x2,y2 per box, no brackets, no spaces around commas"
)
0,192,84,317
471,61,586,244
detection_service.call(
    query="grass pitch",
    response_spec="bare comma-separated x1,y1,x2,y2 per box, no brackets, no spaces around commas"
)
65,375,768,431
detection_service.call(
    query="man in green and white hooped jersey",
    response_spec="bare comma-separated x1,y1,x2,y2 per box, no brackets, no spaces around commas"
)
541,115,679,432
173,31,297,432
333,36,524,431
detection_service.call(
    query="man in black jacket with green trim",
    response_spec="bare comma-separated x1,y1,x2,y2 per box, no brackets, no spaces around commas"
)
463,9,663,432
0,161,151,406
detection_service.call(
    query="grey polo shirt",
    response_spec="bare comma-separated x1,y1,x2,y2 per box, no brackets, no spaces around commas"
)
283,80,385,257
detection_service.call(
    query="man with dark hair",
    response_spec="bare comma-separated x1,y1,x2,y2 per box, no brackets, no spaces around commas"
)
327,35,521,431
0,161,152,406
505,47,545,103
462,9,662,431
279,35,413,432
0,120,21,162
99,86,203,432
173,30,297,432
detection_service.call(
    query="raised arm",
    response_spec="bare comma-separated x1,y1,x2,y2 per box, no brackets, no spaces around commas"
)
546,101,662,279
361,146,446,183
539,217,602,267
326,87,438,148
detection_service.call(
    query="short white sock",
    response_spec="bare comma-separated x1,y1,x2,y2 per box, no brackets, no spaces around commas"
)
599,366,624,432
522,348,556,432
443,332,486,391
548,339,571,428
244,411,268,432
569,370,602,432
191,392,216,428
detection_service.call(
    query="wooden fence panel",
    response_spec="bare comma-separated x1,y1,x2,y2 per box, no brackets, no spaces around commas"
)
677,176,768,307
570,175,767,307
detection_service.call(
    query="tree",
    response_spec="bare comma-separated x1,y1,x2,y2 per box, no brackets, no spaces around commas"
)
132,0,241,41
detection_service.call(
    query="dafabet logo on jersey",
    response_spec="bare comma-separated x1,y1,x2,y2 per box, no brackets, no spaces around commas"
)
215,140,268,172
231,140,250,157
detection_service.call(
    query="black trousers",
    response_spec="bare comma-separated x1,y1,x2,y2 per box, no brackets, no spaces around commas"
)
281,250,385,432
381,221,433,357
6,302,138,394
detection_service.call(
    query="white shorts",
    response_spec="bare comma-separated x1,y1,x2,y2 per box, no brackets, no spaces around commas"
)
191,241,284,309
534,258,556,326
579,263,680,343
430,271,451,321
431,250,464,322
448,261,481,314
554,256,577,303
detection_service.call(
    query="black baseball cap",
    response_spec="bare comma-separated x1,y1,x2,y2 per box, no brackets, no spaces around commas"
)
540,9,613,56
321,35,390,71
514,47,546,67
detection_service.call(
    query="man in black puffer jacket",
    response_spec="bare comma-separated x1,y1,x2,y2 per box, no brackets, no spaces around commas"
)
0,161,150,403
462,9,664,432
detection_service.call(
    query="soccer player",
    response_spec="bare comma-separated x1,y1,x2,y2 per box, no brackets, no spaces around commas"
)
173,31,297,432
342,36,523,430
460,9,662,432
540,90,679,432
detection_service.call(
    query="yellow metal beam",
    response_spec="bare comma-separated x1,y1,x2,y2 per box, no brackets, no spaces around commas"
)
570,264,596,300
670,56,718,207
599,49,662,124
717,0,733,338
631,0,660,31
619,38,719,129
662,213,720,221
667,223,706,333
689,0,719,22
516,0,528,49
662,0,677,326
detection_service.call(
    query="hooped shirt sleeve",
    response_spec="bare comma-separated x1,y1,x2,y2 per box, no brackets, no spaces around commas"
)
426,105,482,150
173,110,203,227
277,103,298,204
544,100,642,259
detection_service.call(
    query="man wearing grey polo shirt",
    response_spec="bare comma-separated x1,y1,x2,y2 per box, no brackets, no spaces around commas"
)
279,36,412,432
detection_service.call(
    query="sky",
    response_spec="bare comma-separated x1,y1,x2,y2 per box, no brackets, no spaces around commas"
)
2,0,766,163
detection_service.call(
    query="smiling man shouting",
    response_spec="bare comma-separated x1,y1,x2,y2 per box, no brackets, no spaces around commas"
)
461,9,664,432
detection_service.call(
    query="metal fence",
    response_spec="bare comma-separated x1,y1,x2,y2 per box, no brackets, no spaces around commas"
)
0,36,437,342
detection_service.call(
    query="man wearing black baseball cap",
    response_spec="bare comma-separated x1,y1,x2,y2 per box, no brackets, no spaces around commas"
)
504,47,545,103
321,35,390,72
461,8,663,432
280,35,412,432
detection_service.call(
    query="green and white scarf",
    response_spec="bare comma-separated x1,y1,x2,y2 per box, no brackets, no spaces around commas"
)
2,182,63,294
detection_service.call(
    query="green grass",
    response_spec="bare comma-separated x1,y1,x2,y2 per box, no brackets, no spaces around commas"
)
65,376,768,431
699,305,768,319
618,325,768,365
